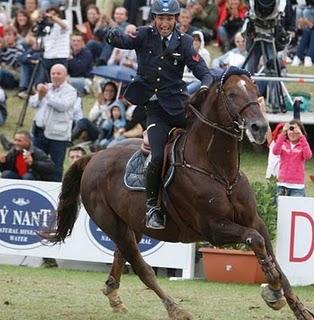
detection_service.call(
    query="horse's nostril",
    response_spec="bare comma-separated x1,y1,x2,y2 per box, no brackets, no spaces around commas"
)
251,123,259,132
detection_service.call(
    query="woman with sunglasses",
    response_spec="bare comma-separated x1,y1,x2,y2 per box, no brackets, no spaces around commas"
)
272,119,312,197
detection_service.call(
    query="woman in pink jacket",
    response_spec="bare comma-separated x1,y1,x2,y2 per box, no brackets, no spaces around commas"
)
273,119,312,197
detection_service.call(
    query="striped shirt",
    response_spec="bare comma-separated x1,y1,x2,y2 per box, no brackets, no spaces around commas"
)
43,20,70,59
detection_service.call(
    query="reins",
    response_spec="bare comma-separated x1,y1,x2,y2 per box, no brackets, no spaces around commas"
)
175,76,260,196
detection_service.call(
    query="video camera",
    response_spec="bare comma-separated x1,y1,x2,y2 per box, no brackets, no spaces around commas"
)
32,14,53,38
242,0,289,50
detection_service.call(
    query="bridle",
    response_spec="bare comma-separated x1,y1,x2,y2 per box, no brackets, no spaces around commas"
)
177,74,260,196
188,75,260,142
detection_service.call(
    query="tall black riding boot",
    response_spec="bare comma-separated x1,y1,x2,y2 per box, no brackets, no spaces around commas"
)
145,162,165,229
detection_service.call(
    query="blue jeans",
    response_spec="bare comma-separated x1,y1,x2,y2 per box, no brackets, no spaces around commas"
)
69,77,87,95
1,170,35,180
86,40,113,64
19,63,42,89
277,186,305,197
296,28,314,60
32,124,67,182
0,112,5,125
0,70,18,89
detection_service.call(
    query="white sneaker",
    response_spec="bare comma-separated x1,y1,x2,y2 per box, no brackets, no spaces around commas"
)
304,56,313,67
291,56,301,67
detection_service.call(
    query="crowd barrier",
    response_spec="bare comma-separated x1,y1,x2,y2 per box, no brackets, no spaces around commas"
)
0,179,195,279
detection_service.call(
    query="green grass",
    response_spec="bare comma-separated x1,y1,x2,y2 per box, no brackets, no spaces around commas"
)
0,265,314,320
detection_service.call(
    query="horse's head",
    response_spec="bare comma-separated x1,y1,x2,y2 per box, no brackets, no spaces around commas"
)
220,72,268,144
189,68,269,144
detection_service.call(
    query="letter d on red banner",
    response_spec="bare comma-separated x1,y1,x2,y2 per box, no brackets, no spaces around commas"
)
289,211,314,262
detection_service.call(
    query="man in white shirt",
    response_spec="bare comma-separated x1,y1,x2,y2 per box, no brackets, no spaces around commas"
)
29,64,77,181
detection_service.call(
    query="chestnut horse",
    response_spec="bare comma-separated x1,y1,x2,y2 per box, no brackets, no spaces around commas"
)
45,69,313,320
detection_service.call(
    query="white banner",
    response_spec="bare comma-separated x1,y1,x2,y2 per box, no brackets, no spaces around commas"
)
276,196,314,286
0,179,195,279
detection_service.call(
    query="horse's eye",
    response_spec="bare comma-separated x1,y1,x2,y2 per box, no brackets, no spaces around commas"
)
228,93,237,100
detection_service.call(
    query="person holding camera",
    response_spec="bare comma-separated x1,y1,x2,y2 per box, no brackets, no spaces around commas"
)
0,130,55,180
36,6,70,83
272,120,312,197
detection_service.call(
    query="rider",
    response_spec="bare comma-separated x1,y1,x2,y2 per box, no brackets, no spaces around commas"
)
104,0,213,229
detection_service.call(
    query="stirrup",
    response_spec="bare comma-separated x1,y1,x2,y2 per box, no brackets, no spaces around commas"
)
145,207,166,230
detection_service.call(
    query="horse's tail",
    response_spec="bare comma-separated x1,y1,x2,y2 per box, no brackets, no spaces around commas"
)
42,154,93,244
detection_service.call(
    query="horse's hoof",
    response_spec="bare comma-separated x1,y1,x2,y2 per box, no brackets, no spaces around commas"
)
168,306,194,320
261,285,287,311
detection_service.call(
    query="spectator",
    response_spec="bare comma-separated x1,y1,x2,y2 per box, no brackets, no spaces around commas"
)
0,130,55,180
29,64,77,182
87,6,129,65
71,81,119,144
0,25,24,89
98,102,127,149
17,36,41,98
211,31,247,68
265,122,284,180
216,0,247,52
0,86,7,126
96,0,123,19
291,21,314,67
24,0,40,23
37,7,70,83
68,145,87,165
107,24,138,70
68,34,93,95
177,8,197,35
76,4,101,44
187,0,218,43
184,30,211,93
273,120,312,197
13,9,34,41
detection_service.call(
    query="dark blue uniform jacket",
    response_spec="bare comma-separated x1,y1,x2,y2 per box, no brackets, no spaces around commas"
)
105,26,212,115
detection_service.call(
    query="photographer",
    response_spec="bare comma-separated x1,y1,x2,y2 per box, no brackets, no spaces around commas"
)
36,6,70,83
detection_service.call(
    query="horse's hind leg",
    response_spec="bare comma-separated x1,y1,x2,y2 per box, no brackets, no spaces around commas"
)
252,217,314,320
113,228,193,320
102,248,128,313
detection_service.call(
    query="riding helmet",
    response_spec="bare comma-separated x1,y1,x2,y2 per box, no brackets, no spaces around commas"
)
151,0,181,16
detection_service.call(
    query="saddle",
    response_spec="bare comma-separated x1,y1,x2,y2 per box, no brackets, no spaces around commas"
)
124,128,185,191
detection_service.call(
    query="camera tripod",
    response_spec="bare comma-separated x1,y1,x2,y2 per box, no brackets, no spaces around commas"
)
242,33,291,113
15,37,49,134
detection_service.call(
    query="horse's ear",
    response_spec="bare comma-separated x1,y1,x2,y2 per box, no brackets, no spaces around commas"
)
190,86,209,110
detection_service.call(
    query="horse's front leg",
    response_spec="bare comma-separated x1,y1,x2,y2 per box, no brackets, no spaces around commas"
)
102,248,128,313
253,217,314,320
210,219,285,308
